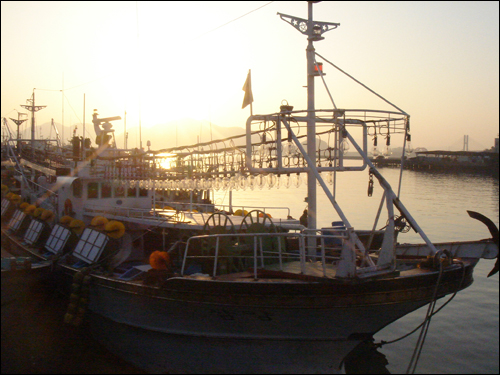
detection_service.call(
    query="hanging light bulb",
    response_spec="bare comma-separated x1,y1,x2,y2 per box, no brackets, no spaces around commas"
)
206,178,213,190
341,139,350,153
405,134,414,155
236,173,247,191
293,173,302,188
282,174,291,189
256,174,266,190
258,143,268,160
282,141,296,157
258,132,268,164
229,175,237,191
222,176,230,190
267,173,277,189
247,175,256,190
214,177,221,191
326,171,334,185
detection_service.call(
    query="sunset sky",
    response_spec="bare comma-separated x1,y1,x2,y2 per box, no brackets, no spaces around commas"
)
1,1,498,151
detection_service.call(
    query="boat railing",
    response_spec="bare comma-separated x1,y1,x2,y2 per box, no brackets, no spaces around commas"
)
181,231,349,279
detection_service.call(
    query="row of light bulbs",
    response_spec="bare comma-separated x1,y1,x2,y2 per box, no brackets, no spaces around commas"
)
110,171,341,192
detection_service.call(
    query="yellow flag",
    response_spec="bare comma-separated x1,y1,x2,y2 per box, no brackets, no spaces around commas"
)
242,70,253,109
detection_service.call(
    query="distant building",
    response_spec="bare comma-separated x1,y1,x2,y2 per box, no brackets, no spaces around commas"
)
407,149,498,175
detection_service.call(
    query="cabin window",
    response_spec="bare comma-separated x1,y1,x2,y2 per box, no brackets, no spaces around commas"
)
73,179,82,198
127,186,137,197
101,182,112,198
88,182,98,199
139,188,148,197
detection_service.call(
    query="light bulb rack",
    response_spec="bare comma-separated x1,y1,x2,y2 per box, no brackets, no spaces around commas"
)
93,109,409,192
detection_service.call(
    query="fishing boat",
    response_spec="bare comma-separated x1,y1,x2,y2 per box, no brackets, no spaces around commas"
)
1,2,498,374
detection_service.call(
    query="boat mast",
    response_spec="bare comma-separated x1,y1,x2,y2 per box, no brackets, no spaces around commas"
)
20,89,46,156
9,111,28,154
306,2,317,232
279,2,339,232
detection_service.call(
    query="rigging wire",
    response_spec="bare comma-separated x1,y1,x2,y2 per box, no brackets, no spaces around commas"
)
192,1,274,40
315,51,408,116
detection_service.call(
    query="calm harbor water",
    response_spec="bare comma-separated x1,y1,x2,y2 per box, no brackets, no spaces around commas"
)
2,167,498,374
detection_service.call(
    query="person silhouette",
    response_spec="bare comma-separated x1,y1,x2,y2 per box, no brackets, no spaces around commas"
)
299,209,308,227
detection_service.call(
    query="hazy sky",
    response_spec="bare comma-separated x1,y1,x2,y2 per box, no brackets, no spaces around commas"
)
1,1,499,151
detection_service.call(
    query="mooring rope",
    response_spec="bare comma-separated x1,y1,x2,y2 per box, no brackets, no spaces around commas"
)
374,256,466,373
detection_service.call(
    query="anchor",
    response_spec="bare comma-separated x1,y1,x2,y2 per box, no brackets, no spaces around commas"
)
467,210,499,277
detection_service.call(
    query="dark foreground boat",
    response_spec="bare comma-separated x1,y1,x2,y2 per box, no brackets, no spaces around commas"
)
1,2,498,373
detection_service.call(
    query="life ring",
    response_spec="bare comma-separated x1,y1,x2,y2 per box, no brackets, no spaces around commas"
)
64,198,73,216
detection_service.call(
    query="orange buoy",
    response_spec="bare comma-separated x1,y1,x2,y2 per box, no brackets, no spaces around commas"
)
149,251,171,270
41,209,54,222
91,216,109,229
104,220,125,239
60,215,73,225
11,194,22,204
69,219,85,235
24,204,37,215
33,207,45,218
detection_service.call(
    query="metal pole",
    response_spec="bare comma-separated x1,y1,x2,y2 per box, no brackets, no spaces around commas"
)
306,2,317,252
82,93,85,160
31,90,36,154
